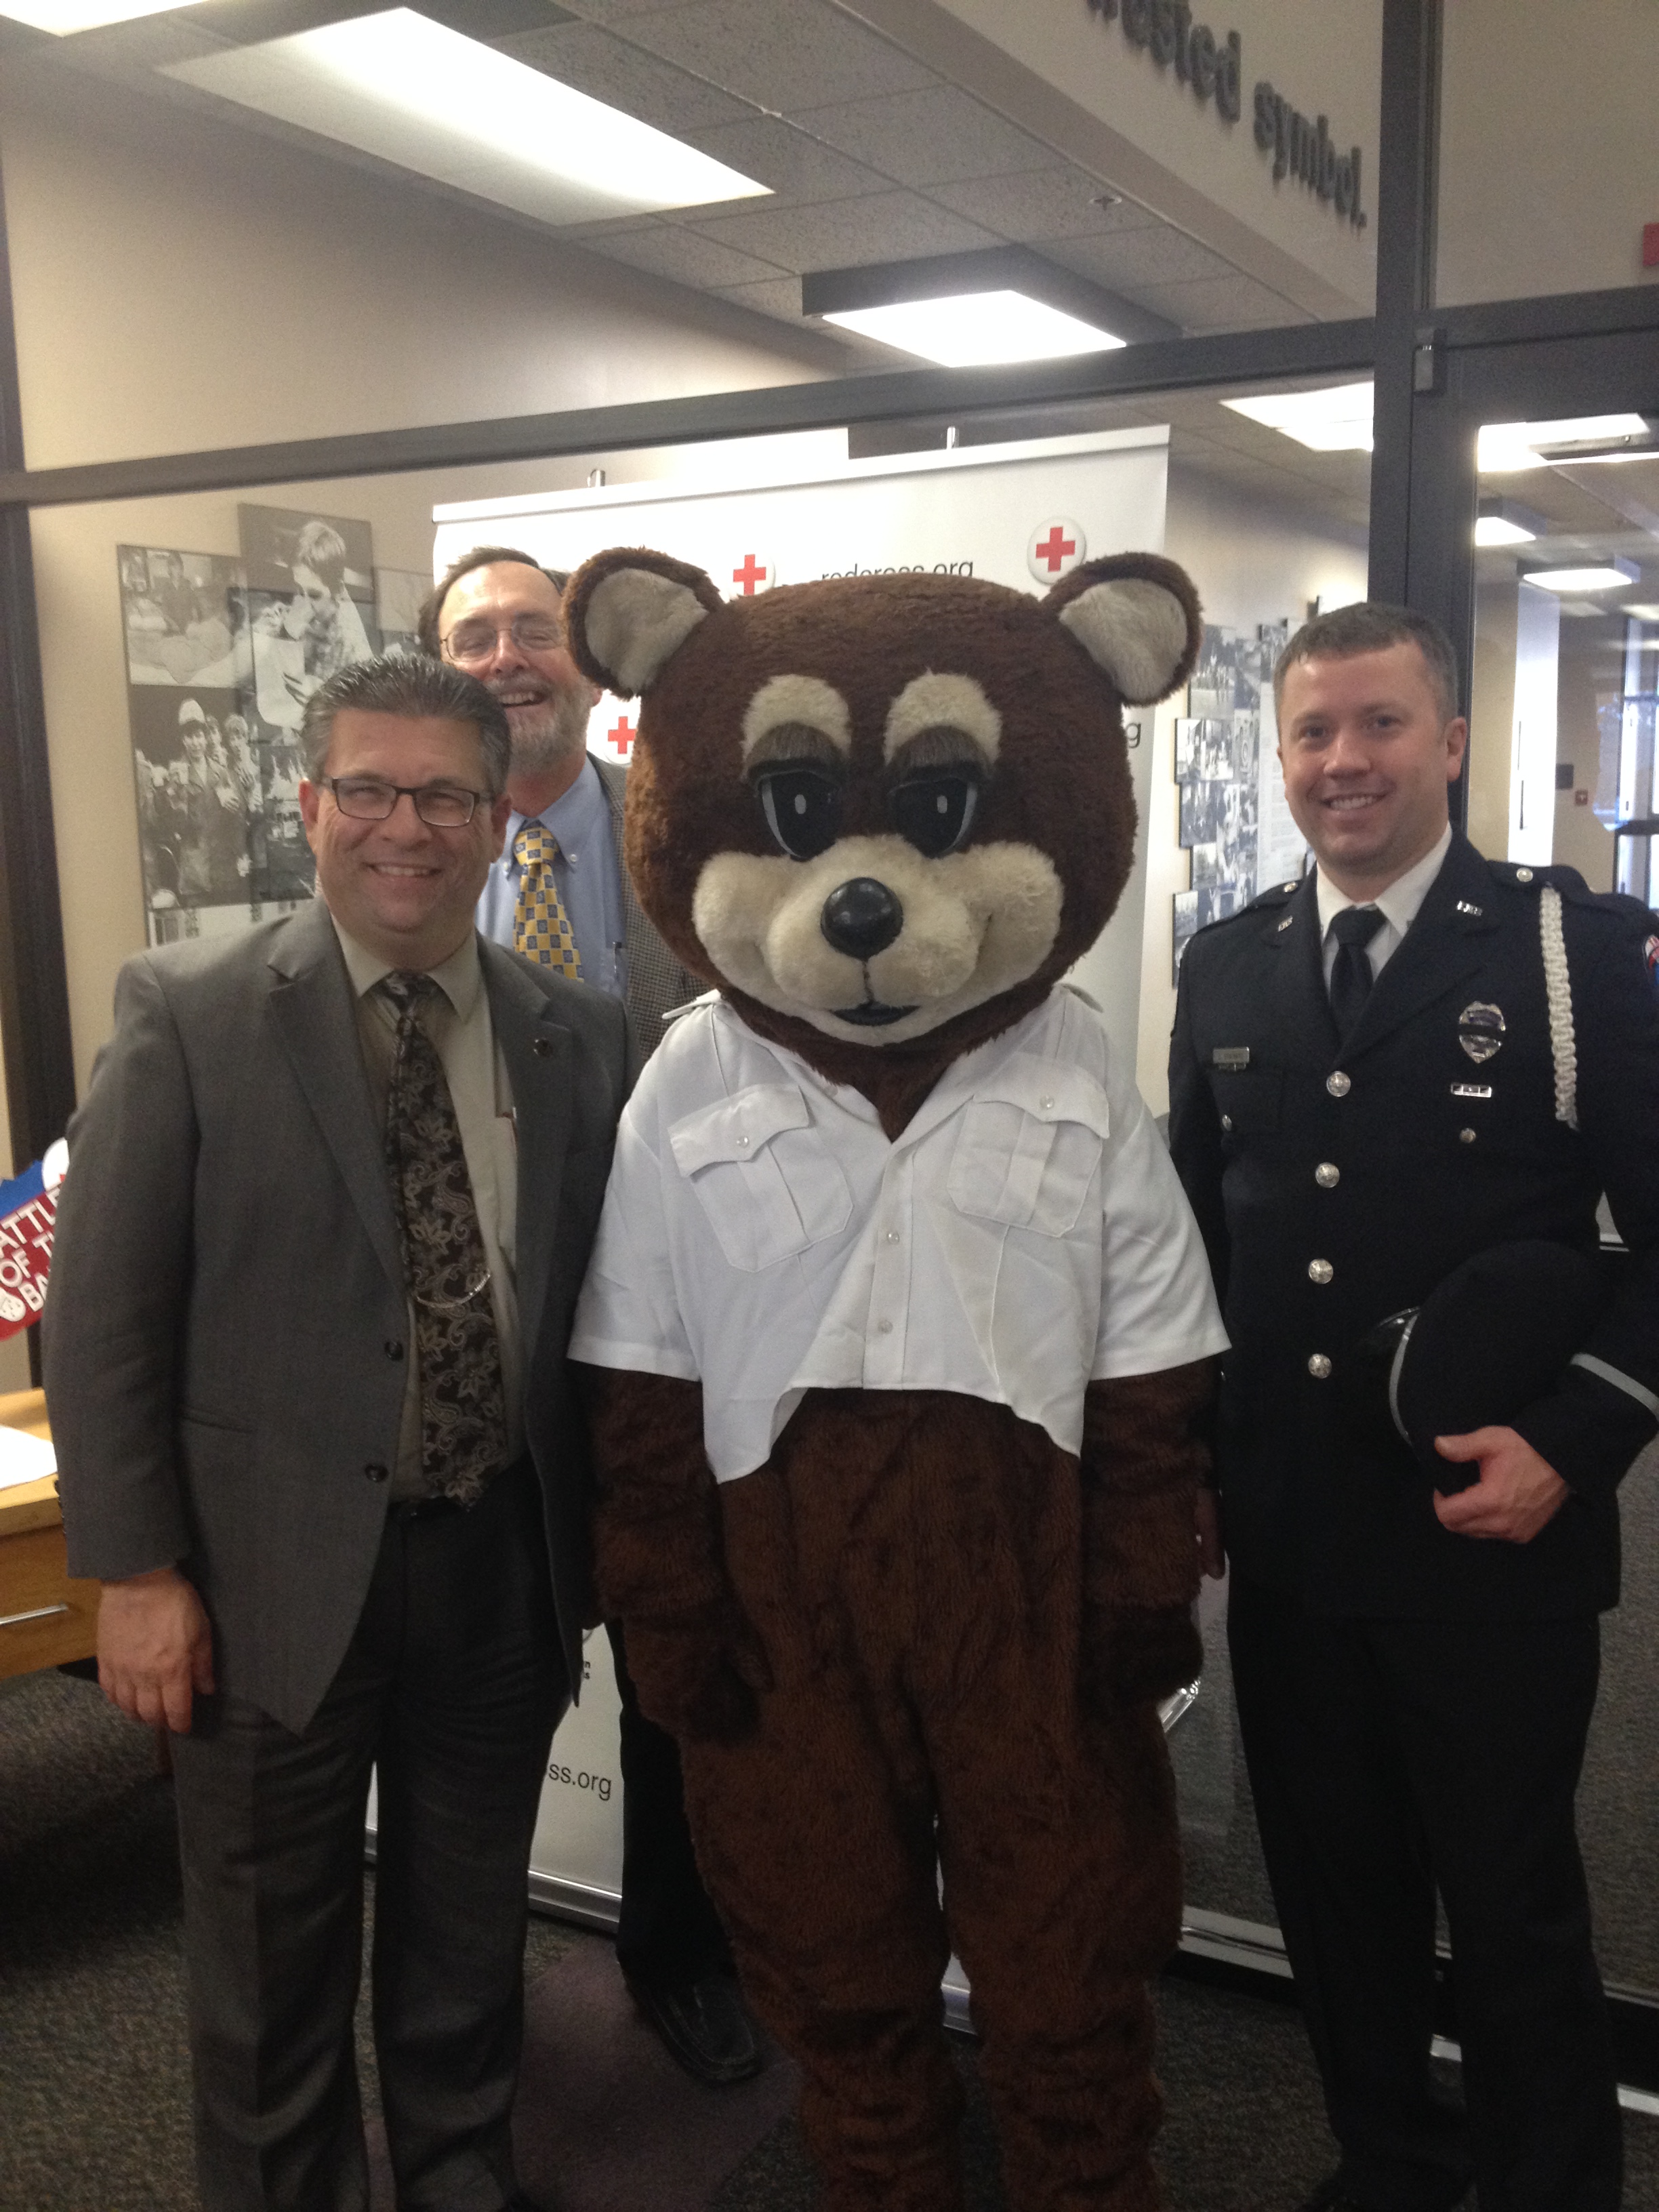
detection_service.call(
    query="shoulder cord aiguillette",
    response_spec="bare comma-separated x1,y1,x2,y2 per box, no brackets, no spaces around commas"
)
1540,884,1578,1131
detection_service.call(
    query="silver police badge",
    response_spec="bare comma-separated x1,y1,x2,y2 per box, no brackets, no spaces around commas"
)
1458,1002,1507,1063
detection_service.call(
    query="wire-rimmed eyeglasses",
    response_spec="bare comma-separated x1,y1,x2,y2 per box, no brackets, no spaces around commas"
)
441,615,563,667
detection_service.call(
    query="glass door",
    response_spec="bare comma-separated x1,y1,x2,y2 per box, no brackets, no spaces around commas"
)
1405,316,1659,2038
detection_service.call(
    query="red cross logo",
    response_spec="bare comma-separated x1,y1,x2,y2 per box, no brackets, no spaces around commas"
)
1026,516,1086,585
608,715,634,758
1034,526,1076,573
731,554,769,596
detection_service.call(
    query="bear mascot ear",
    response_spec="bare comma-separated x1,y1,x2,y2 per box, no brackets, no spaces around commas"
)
1044,552,1203,704
563,546,726,699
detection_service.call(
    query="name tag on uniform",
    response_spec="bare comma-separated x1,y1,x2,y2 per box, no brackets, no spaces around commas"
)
1212,1047,1251,1069
1450,1083,1492,1099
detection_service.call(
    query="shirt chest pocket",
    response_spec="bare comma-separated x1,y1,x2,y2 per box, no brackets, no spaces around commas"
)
945,1064,1110,1237
670,1084,853,1272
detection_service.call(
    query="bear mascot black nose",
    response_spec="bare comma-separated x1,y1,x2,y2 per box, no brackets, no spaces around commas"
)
821,878,903,961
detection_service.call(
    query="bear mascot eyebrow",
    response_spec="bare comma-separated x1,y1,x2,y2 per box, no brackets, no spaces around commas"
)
565,548,1225,2212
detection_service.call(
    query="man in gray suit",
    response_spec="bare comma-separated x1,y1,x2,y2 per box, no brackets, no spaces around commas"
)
45,653,629,2212
417,548,760,2087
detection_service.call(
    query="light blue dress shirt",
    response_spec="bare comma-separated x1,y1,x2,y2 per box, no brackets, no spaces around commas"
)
476,754,627,1002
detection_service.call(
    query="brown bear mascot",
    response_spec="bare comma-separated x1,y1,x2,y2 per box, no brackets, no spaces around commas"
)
565,548,1227,2212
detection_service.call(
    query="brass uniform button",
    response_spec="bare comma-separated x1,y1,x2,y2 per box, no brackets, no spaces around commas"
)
1307,1354,1332,1380
1315,1162,1340,1187
1221,1113,1233,1132
1308,1258,1334,1284
1460,1128,1477,1144
1327,1071,1351,1097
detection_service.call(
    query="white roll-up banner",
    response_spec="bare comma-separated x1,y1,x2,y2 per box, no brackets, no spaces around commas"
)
424,428,1174,2018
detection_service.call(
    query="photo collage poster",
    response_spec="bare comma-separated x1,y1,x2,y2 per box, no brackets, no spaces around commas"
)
119,507,429,945
1171,619,1303,980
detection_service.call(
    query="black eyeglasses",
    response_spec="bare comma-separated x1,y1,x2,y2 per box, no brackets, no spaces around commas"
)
441,614,563,667
318,776,493,827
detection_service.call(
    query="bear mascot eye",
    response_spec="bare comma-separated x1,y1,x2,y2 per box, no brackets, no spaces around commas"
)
756,766,844,861
890,769,980,859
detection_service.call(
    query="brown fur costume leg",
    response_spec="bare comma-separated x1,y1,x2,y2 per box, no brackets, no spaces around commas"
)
676,1389,1185,2212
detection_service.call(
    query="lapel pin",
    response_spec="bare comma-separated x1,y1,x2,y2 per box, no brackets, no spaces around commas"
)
533,1036,555,1057
1457,1002,1505,1064
1456,900,1483,916
1451,1082,1493,1099
1212,1047,1250,1069
1277,915,1294,932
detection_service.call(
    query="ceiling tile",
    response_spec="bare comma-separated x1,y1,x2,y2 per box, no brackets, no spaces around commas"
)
1134,272,1311,331
588,223,790,285
791,84,1052,187
687,188,998,272
618,0,937,112
711,274,808,322
923,167,1157,243
677,115,893,207
1044,224,1240,290
493,20,753,129
554,0,712,19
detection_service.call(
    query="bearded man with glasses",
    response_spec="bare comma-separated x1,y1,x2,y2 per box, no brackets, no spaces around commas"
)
47,653,629,2212
415,549,758,2089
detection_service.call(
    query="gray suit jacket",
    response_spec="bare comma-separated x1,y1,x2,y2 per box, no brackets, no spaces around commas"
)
592,754,703,1059
45,897,628,1732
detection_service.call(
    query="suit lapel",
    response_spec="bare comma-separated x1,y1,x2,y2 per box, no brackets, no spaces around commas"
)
596,754,653,1017
266,900,404,1293
1266,874,1342,1067
1343,836,1496,1061
483,940,575,1362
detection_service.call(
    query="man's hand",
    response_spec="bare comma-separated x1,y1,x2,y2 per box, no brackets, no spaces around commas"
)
1431,1427,1570,1544
1195,1486,1227,1579
97,1566,215,1733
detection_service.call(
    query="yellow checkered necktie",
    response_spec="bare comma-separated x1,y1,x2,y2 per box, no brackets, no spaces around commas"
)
512,819,581,979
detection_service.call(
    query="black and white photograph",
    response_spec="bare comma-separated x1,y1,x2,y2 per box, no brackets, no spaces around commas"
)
243,581,376,732
239,502,375,604
119,546,247,689
376,567,430,657
1179,781,1228,851
127,687,260,927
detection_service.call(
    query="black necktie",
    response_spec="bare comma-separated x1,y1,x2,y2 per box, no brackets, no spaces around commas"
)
381,972,506,1505
1328,905,1386,1038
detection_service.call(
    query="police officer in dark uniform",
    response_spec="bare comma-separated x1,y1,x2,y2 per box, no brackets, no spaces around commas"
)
1168,602,1659,2212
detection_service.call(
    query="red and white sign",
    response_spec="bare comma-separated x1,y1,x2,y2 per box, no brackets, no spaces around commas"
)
1027,517,1087,583
728,552,774,596
0,1141,67,1336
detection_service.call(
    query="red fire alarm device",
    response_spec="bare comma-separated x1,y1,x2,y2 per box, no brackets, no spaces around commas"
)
1645,223,1659,268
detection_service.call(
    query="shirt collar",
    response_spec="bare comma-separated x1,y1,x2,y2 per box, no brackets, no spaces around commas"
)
1315,821,1452,941
331,916,483,1019
510,754,603,859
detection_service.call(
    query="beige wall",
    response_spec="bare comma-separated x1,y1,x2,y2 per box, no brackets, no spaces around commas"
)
0,56,848,472
1135,466,1367,1111
1437,0,1659,308
1,52,857,1089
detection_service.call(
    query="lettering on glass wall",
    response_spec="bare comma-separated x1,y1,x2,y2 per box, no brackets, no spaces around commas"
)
1081,0,1367,231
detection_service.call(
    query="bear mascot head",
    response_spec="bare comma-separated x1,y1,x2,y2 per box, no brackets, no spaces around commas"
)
563,548,1202,1130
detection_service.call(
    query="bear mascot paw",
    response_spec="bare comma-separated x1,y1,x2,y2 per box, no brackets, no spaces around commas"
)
565,547,1224,2212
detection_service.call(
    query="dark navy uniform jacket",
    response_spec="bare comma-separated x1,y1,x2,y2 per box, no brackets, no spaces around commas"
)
1168,832,1659,1621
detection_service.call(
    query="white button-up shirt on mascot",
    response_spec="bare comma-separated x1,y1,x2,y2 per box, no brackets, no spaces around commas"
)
573,985,1228,1478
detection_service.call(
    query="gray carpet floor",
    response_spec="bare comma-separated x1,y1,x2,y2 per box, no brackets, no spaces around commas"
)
4,1634,1656,2211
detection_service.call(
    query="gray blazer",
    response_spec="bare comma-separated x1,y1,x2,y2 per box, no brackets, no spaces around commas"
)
593,754,703,1058
45,897,628,1732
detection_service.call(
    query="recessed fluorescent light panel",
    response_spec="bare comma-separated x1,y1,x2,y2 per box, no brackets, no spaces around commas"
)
1221,382,1374,451
823,291,1125,367
1478,415,1652,473
162,9,769,226
1474,514,1535,546
1521,557,1640,593
3,0,203,28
